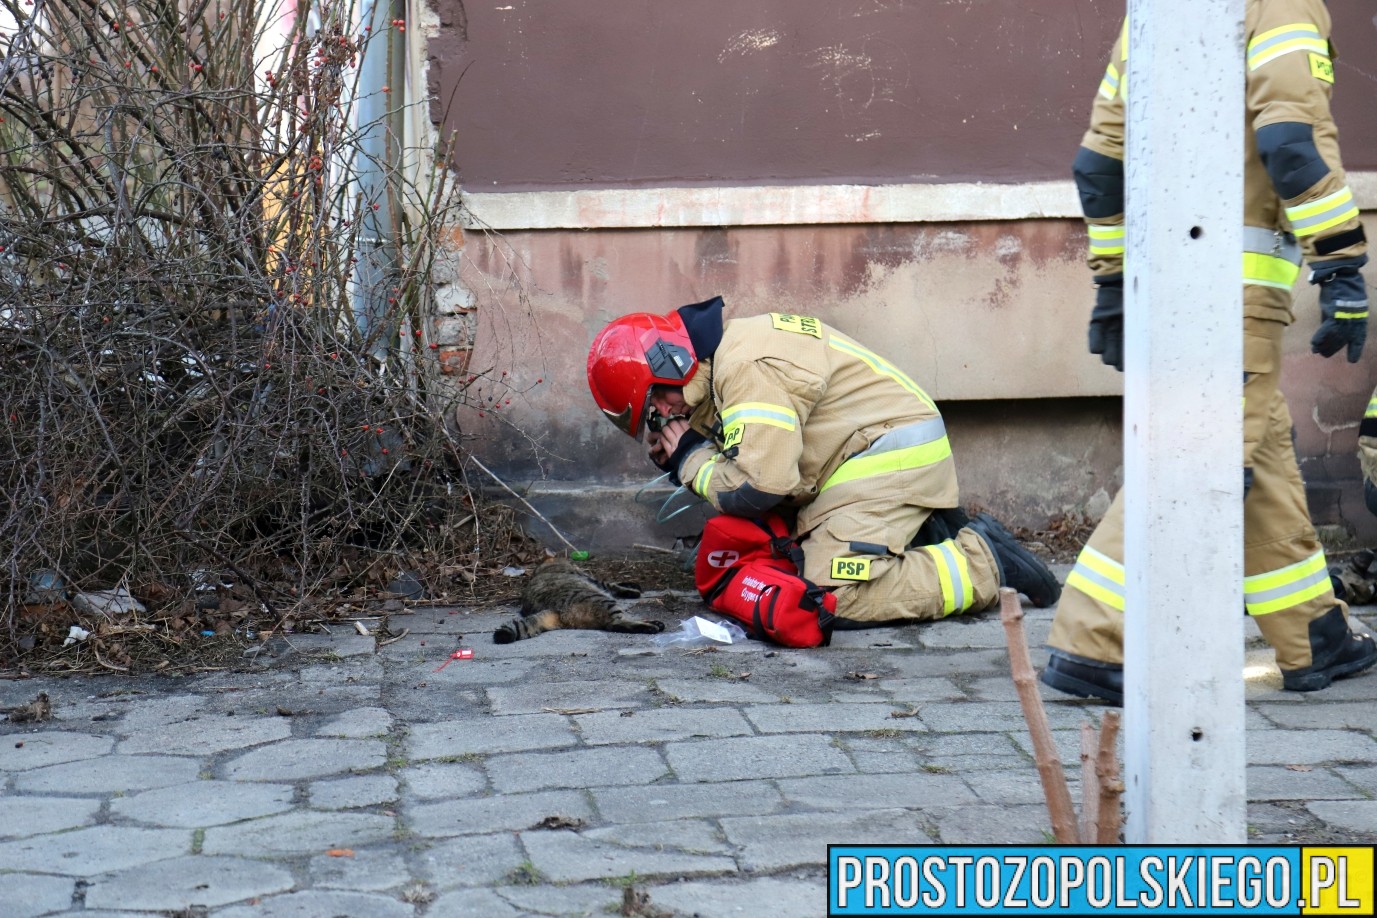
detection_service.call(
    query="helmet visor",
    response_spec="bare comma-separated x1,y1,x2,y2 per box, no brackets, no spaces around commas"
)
601,389,653,442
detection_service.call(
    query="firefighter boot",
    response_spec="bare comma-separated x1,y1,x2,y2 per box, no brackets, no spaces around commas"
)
1280,605,1377,692
967,512,1062,608
1040,651,1124,706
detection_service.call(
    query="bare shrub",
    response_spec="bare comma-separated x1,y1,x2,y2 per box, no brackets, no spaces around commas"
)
0,0,518,658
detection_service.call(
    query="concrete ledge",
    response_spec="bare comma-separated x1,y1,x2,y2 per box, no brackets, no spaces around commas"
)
462,172,1377,230
496,482,714,554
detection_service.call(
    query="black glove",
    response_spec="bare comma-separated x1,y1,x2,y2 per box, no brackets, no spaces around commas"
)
1087,277,1124,372
654,428,708,486
1310,262,1368,363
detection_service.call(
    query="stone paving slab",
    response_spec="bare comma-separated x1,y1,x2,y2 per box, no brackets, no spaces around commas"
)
215,890,414,918
487,745,669,793
308,846,411,891
408,789,595,837
653,677,782,703
407,713,577,759
487,678,653,715
309,773,399,810
777,772,979,810
488,883,626,917
8,593,1377,915
0,825,189,876
221,738,387,781
521,828,738,883
400,760,487,799
0,731,114,770
315,706,393,737
83,855,295,910
1247,729,1377,765
7,873,75,918
590,779,787,824
650,876,830,918
720,809,931,871
425,887,527,918
415,832,526,888
1307,800,1377,835
665,734,855,782
743,702,928,734
929,803,1056,843
111,780,295,827
574,706,754,745
200,810,396,856
1246,765,1362,801
15,753,203,794
116,713,293,755
583,816,732,854
0,795,102,838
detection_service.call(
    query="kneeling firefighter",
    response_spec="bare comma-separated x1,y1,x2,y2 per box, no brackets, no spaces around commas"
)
586,297,1061,629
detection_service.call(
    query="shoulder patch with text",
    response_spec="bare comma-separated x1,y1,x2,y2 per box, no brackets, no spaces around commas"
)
722,425,744,450
769,313,822,338
1309,52,1334,83
831,557,873,581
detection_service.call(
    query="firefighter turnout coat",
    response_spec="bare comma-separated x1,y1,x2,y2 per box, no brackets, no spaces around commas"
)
1049,0,1366,671
675,312,1001,625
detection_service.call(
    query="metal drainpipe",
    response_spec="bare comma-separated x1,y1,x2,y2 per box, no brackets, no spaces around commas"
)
352,0,402,361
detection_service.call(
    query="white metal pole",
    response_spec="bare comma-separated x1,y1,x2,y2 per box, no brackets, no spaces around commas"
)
1122,0,1247,841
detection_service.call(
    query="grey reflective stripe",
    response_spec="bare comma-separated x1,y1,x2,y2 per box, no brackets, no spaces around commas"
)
933,540,967,611
1243,564,1330,608
851,418,947,460
1243,226,1302,264
1068,559,1125,602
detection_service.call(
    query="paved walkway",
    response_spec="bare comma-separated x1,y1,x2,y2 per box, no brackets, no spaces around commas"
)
5,582,1377,917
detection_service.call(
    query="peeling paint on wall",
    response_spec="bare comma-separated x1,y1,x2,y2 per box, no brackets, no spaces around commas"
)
718,29,781,62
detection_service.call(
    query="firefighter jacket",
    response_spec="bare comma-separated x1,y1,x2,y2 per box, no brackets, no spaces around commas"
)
1074,0,1367,326
675,312,958,542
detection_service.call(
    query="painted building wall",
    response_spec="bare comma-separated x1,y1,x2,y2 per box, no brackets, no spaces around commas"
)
424,1,1377,547
428,1,1377,188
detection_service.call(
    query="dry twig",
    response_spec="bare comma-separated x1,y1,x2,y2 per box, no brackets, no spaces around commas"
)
1000,588,1079,843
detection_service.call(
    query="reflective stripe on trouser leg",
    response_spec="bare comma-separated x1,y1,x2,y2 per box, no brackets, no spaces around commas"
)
1244,386,1343,671
1047,490,1127,665
826,528,1000,624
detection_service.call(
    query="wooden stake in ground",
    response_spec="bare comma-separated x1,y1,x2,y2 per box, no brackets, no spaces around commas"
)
999,588,1079,843
1079,722,1101,845
1095,710,1125,843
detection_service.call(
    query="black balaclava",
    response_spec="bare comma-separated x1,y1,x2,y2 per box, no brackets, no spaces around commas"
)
676,296,724,362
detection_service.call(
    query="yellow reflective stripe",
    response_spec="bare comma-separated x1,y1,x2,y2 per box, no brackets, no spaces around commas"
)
1244,551,1330,615
1088,223,1125,256
1365,397,1377,419
1336,308,1369,321
924,544,957,615
1242,251,1302,289
920,540,973,616
1098,63,1120,100
827,337,936,411
692,457,716,498
720,402,797,432
1247,23,1327,71
1065,545,1126,612
1287,187,1358,238
819,437,952,493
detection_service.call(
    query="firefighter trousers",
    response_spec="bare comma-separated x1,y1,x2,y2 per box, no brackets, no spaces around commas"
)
1048,327,1344,671
791,477,1003,626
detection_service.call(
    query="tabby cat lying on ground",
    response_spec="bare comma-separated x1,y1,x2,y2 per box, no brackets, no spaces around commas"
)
493,558,667,643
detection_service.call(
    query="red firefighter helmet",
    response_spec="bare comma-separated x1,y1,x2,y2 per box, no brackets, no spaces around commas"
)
587,311,699,440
